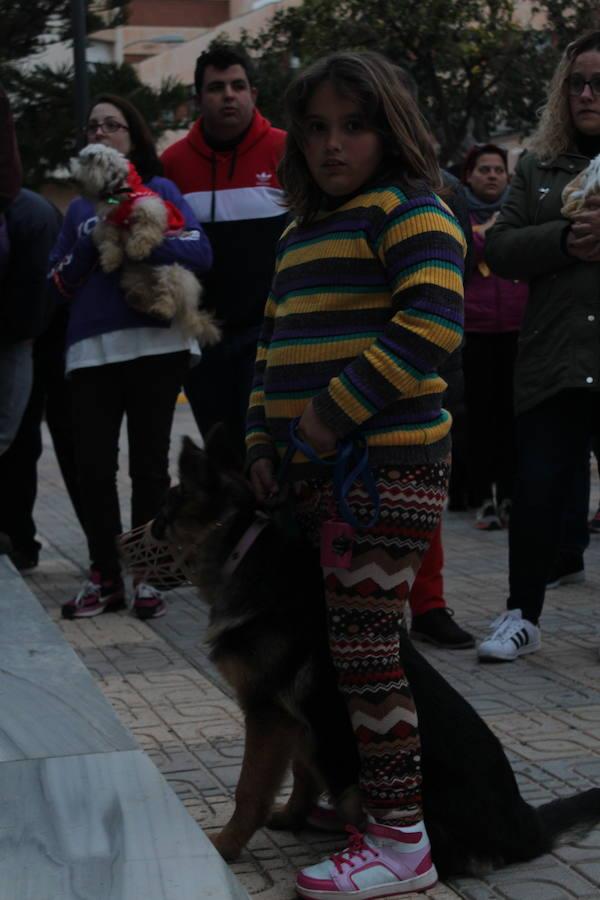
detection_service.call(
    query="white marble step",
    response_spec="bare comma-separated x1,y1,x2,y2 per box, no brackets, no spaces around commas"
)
0,749,248,899
0,557,249,900
0,559,135,760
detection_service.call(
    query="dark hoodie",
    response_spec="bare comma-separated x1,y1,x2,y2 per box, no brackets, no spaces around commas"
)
2,189,62,346
161,109,287,331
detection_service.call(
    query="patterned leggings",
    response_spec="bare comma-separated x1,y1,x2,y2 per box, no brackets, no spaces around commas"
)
294,461,449,826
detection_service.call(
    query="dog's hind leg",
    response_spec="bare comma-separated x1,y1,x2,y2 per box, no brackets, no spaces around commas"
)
210,706,300,861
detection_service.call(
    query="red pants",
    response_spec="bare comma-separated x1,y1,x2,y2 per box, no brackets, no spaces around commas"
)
409,520,445,615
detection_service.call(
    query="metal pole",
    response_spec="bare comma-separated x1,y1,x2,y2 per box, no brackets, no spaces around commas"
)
70,0,89,142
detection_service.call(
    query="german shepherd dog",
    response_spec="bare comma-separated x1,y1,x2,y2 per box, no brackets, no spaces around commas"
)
149,429,600,878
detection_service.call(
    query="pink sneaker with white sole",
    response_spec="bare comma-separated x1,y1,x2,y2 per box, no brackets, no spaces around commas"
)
296,817,437,899
133,582,166,620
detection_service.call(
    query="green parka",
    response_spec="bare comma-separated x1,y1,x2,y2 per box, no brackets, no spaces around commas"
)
486,149,600,415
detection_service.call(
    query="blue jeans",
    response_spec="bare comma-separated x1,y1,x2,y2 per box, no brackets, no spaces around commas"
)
0,340,33,456
507,389,597,624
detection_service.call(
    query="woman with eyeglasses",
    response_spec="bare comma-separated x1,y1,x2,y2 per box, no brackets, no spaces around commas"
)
49,94,213,621
478,31,600,662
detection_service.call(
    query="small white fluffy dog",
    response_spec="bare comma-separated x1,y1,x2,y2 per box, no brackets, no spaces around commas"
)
71,143,220,345
561,153,600,217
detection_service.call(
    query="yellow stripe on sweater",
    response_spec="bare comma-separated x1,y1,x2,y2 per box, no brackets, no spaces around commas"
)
267,337,379,366
282,235,376,268
276,290,390,315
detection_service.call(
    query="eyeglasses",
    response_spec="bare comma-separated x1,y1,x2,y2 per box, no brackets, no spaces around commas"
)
86,117,130,135
567,74,600,97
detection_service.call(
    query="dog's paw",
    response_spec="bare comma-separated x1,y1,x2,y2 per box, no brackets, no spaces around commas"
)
193,312,222,346
209,831,241,862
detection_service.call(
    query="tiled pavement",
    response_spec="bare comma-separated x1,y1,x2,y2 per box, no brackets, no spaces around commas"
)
21,403,600,900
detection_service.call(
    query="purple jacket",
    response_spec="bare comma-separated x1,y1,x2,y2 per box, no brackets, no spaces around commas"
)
465,215,528,333
48,176,213,351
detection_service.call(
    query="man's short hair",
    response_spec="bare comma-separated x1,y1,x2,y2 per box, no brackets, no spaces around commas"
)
194,45,255,96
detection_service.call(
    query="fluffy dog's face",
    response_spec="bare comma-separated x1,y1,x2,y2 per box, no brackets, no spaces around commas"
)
152,430,252,548
71,143,130,201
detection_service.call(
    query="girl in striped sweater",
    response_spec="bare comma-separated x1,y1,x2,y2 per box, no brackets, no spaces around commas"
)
246,52,465,898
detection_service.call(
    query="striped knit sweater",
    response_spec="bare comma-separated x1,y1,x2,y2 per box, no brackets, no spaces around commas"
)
246,183,465,477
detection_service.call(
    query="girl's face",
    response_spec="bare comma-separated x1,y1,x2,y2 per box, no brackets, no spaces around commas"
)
466,153,508,203
86,102,133,157
302,80,384,198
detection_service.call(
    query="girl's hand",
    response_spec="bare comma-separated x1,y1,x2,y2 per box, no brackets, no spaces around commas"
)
249,458,282,506
298,401,337,455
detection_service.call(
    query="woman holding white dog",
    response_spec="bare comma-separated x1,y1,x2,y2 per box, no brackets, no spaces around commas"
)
479,31,600,661
49,94,213,620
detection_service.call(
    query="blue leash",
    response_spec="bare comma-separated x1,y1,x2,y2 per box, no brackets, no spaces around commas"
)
278,417,380,529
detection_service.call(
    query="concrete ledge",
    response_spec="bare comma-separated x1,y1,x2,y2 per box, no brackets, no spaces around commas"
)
0,556,249,900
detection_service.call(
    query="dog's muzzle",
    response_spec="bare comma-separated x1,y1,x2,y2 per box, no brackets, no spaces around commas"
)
119,520,195,590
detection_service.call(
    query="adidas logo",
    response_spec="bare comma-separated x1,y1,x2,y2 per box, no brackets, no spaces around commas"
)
510,628,530,649
256,171,272,185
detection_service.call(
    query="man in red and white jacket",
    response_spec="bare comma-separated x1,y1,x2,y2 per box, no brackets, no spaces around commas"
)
161,46,286,458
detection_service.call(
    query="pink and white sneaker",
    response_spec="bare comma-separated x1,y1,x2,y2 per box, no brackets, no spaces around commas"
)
133,582,166,620
61,569,125,620
296,817,437,899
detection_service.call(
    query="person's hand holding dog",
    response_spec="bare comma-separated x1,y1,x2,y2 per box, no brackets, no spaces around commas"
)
249,458,281,506
249,402,336,507
567,195,600,262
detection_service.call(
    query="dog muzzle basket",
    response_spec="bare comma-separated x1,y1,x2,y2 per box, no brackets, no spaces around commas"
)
119,521,198,590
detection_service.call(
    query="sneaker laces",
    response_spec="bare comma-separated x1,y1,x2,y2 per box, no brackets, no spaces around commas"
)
488,611,521,641
73,579,101,607
330,826,379,873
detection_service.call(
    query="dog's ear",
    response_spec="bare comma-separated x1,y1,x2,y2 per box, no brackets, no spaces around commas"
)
204,423,244,473
179,435,220,489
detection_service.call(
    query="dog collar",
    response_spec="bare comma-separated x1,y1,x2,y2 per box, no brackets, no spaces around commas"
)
222,513,270,578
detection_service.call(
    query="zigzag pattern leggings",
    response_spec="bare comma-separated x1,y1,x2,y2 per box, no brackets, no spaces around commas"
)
294,461,449,826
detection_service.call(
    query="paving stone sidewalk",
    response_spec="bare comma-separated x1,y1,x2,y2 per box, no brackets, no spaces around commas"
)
20,403,600,900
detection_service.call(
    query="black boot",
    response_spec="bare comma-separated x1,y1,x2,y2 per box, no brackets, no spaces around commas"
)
410,608,474,649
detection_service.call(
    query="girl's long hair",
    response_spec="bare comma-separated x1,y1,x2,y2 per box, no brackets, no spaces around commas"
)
279,51,442,223
529,31,600,162
86,94,163,183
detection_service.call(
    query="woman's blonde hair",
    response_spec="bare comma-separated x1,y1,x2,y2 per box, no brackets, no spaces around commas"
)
529,31,600,162
279,51,443,223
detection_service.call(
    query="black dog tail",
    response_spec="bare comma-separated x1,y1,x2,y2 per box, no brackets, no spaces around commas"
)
537,788,600,849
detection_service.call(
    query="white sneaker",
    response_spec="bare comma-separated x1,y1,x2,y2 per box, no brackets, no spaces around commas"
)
477,609,541,662
475,499,502,531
